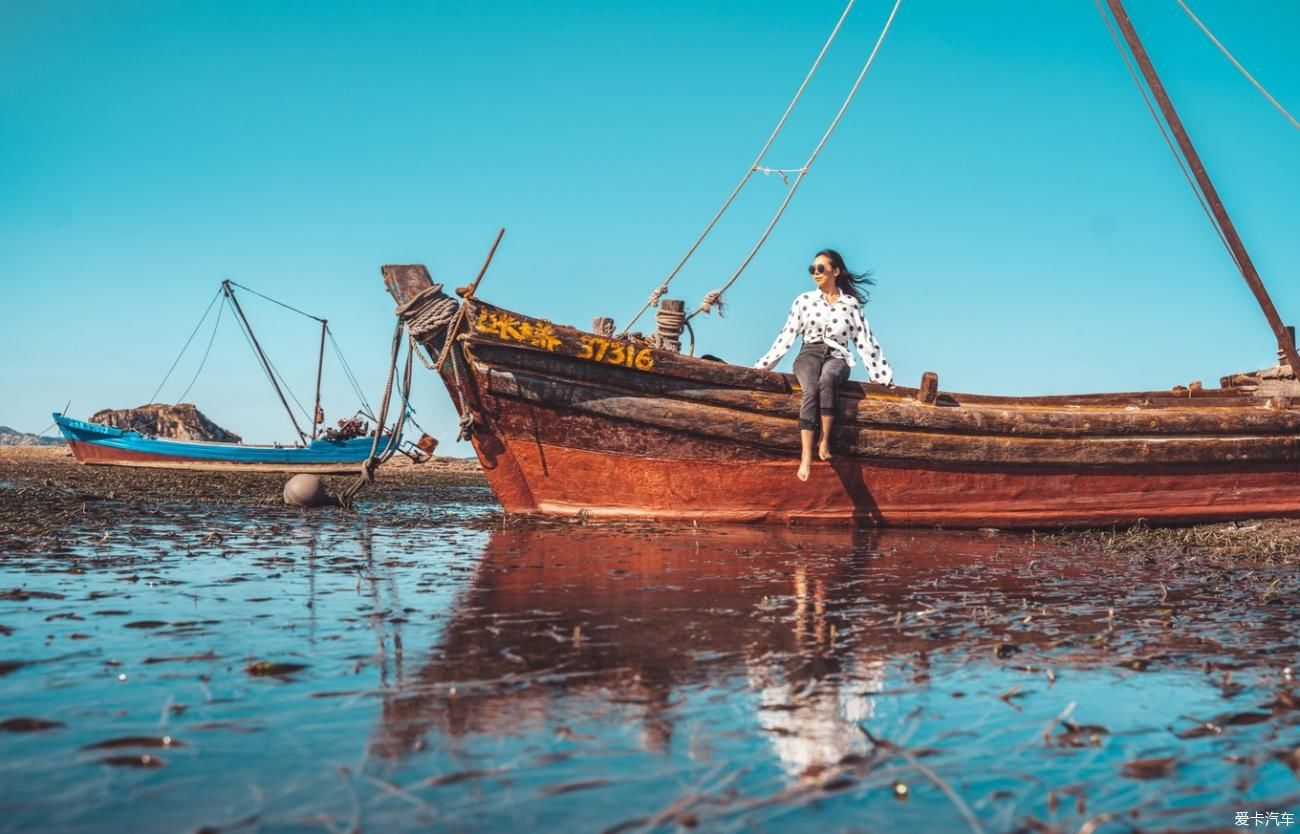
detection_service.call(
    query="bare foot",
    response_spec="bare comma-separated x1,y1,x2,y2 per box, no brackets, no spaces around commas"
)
797,458,811,482
818,440,832,461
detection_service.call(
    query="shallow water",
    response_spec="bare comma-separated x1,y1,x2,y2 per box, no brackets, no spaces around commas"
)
1,491,1298,833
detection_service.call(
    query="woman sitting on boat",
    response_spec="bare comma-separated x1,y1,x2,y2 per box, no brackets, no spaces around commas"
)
755,249,892,482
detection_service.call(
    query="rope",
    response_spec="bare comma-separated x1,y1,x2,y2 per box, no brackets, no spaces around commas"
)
267,351,313,424
226,280,325,322
652,305,687,352
695,290,724,319
688,0,904,322
755,166,808,185
1174,0,1299,130
618,0,858,335
1093,0,1238,268
397,285,472,428
148,285,223,403
339,322,412,509
397,283,459,341
327,329,376,420
174,296,225,403
338,285,472,508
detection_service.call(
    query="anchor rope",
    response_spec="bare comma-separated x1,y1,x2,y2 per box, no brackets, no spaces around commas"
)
338,285,468,508
618,0,859,335
1174,0,1299,130
687,0,904,322
339,321,413,509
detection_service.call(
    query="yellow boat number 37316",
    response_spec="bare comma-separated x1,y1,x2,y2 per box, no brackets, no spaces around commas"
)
577,336,654,371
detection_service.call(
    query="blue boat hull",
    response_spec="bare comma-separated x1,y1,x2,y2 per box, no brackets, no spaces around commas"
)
53,414,391,473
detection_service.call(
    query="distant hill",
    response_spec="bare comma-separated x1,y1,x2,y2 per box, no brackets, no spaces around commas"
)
0,426,63,447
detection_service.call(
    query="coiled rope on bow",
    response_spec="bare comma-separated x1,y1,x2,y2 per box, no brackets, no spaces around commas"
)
399,283,460,342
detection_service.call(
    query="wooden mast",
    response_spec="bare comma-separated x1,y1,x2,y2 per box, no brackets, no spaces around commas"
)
1105,0,1300,375
222,280,309,444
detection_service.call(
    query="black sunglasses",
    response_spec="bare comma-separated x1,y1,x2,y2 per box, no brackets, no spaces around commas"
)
808,264,832,275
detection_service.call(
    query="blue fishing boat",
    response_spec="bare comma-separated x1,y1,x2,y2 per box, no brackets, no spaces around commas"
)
57,280,410,473
53,413,393,473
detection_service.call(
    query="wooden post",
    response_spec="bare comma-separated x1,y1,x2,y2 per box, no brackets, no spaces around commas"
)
918,372,939,405
1105,0,1300,375
438,228,506,373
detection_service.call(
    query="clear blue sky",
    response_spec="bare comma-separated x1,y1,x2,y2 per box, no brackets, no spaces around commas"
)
2,1,1297,448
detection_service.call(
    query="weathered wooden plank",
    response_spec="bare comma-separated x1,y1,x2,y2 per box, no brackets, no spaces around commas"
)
381,264,436,308
470,345,1300,439
481,366,1300,466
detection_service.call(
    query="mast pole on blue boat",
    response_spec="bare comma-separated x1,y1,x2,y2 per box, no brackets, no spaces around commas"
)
222,279,309,445
312,319,327,440
1105,0,1300,375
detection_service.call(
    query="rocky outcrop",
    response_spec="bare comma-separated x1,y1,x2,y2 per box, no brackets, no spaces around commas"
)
89,404,241,443
0,426,63,447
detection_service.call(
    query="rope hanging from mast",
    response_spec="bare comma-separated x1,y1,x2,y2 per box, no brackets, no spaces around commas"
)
617,0,860,336
1173,0,1299,130
148,285,223,404
687,0,904,323
174,295,226,404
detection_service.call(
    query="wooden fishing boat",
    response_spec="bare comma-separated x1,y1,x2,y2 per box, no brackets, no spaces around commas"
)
52,413,392,474
383,271,1300,528
381,0,1300,528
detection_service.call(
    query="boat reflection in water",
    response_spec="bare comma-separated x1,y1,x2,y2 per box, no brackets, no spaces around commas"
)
376,526,938,776
364,525,1297,830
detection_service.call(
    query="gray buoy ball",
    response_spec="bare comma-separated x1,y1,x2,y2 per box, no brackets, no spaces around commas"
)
283,474,329,507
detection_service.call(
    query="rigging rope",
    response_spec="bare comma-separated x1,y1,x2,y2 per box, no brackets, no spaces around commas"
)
687,0,904,322
1174,0,1299,130
1093,0,1238,269
148,285,223,403
225,280,326,322
174,296,225,404
327,329,376,420
224,293,310,441
618,0,859,335
267,354,313,424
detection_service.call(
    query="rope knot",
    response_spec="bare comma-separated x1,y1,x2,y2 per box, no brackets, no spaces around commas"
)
696,289,725,318
457,410,475,442
648,284,670,307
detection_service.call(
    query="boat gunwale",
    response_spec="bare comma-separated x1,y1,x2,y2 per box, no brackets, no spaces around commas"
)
462,298,1268,411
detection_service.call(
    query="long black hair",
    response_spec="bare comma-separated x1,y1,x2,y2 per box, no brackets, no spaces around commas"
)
816,248,875,306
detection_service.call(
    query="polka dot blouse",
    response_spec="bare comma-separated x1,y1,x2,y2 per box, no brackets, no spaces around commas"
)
754,290,893,384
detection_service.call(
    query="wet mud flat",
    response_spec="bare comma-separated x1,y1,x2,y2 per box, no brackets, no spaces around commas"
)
2,447,1299,833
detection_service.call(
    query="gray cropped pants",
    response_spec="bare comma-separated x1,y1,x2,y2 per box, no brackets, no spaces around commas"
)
793,343,849,431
